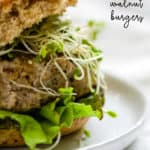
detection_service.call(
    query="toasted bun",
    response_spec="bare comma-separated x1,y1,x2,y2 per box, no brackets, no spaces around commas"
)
0,118,88,147
0,128,24,147
0,0,77,47
61,118,88,136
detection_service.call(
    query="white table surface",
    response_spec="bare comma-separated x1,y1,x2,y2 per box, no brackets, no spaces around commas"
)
67,0,150,149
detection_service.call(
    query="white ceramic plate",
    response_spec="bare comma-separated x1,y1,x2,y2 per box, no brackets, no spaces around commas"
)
53,73,146,150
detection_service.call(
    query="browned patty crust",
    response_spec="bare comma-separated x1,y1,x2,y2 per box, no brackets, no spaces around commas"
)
0,54,91,112
0,0,77,47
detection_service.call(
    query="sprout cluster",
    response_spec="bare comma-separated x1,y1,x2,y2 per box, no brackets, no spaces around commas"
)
0,15,105,96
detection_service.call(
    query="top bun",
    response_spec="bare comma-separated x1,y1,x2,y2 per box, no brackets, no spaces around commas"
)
0,0,77,47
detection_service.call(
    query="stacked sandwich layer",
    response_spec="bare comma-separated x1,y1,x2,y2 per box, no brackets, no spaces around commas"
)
0,1,105,149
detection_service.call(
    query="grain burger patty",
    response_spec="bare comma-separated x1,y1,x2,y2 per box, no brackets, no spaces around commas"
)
0,0,105,149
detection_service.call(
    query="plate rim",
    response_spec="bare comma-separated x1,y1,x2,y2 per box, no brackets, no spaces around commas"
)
78,72,147,150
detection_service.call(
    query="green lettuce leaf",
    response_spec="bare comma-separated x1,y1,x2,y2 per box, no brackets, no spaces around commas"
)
68,102,102,119
40,99,60,125
0,110,47,150
58,87,75,105
41,121,60,143
59,106,74,128
80,93,105,119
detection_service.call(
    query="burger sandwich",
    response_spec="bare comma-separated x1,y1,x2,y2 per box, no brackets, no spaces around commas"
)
0,0,105,149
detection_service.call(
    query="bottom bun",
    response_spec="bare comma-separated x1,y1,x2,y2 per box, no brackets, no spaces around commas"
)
0,118,88,147
61,118,88,136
